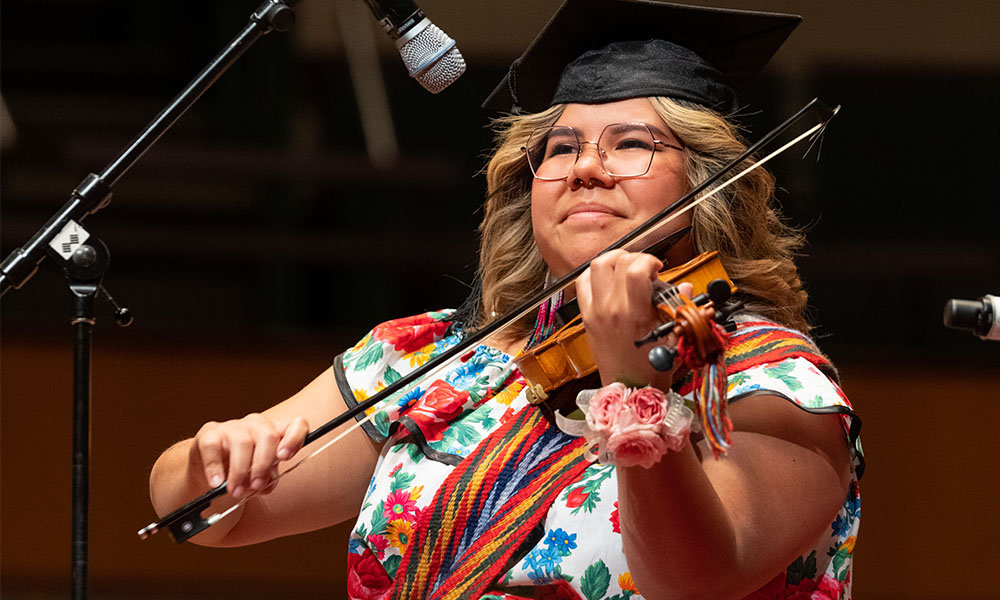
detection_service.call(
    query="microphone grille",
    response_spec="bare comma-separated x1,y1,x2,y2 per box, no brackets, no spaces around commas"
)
398,22,466,93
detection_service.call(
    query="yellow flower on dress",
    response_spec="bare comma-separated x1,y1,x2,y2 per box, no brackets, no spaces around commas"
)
386,519,415,551
619,572,638,593
404,343,435,367
351,333,372,353
840,535,856,553
354,388,378,416
409,485,424,502
493,381,526,406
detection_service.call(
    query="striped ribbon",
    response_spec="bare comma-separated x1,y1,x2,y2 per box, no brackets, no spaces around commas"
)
392,405,589,600
724,320,835,380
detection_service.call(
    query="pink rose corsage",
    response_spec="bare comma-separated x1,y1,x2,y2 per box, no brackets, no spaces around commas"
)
557,383,694,469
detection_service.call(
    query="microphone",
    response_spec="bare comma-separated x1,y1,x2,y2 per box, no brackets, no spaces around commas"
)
360,0,466,93
943,294,1000,341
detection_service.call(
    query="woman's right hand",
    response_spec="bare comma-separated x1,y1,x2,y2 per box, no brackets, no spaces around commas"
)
149,367,381,547
191,413,310,499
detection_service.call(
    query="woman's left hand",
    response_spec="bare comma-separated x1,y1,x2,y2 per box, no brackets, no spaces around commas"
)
576,249,688,387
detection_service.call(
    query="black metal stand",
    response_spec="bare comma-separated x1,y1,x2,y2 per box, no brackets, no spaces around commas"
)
65,240,109,600
0,0,299,297
0,3,301,598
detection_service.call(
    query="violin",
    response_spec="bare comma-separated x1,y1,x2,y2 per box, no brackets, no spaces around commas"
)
514,250,741,456
515,250,736,405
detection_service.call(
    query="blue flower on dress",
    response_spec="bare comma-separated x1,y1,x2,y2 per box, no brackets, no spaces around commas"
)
733,382,762,395
447,359,483,389
845,494,860,518
446,444,471,457
544,528,578,556
535,547,562,570
521,547,564,584
397,386,425,409
830,489,861,536
434,336,461,353
831,514,852,537
348,537,364,554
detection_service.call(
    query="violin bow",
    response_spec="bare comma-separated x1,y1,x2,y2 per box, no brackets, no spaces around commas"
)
139,97,839,543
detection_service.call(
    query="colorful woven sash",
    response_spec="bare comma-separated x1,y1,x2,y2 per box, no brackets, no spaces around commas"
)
723,320,836,381
392,405,589,600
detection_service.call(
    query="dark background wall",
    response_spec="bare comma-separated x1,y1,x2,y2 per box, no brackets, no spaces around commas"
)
2,1,999,598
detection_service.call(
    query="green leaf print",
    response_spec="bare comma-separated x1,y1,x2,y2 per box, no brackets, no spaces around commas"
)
728,371,750,388
462,406,497,431
581,561,611,600
446,418,482,447
383,554,402,579
341,333,372,370
809,394,827,409
372,410,391,436
347,340,384,373
827,545,850,581
785,550,817,585
369,500,388,535
384,365,401,385
764,361,803,392
391,471,416,492
406,442,424,464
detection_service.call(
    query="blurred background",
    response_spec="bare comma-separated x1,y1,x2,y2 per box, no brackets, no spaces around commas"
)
2,0,998,598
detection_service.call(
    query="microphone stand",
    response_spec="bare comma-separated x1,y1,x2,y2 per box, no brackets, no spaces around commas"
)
0,2,301,598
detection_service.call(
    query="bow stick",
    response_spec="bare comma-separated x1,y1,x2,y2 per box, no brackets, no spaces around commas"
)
139,97,839,543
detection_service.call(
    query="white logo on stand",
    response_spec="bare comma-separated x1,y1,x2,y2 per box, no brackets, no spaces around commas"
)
49,220,91,260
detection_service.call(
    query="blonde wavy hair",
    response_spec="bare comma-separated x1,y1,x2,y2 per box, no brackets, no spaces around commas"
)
468,97,810,338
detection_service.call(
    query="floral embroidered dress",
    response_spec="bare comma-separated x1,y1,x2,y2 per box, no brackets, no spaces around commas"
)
336,311,863,600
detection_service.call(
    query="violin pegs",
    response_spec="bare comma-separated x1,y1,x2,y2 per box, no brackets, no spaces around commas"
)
648,345,677,372
706,279,732,304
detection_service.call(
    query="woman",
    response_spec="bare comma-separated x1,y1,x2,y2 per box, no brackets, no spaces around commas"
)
149,1,862,598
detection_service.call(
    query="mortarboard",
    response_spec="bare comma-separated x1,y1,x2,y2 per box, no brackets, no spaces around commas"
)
482,0,801,114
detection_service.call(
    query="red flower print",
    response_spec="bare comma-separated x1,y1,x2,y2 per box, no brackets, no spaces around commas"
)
406,379,469,441
373,315,450,353
388,463,402,478
346,548,392,600
610,501,620,533
383,489,420,522
566,486,589,509
816,574,845,598
784,576,838,600
535,580,580,600
367,533,390,560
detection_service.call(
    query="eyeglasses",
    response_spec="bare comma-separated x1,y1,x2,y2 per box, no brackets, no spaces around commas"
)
522,122,684,180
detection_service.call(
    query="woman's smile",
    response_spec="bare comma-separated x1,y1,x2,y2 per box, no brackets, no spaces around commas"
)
531,98,689,277
564,202,622,222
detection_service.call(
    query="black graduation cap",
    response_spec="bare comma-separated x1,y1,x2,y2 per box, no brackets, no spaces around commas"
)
483,0,801,114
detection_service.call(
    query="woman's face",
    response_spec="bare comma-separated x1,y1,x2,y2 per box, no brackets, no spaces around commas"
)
531,98,691,278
